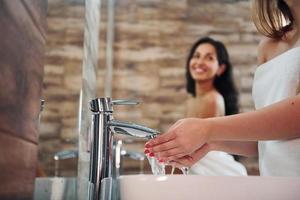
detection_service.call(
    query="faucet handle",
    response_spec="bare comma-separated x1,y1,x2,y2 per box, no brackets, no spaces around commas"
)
112,99,139,106
90,98,139,113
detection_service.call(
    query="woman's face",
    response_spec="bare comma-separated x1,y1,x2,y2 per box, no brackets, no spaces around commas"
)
189,43,222,82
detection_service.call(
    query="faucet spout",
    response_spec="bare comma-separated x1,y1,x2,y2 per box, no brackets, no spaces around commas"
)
88,97,160,200
109,120,159,139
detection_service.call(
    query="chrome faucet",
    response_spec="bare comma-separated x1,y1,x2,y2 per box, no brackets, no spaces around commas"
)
88,97,159,200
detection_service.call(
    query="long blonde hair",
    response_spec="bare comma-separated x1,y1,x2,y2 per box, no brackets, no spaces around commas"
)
252,0,294,39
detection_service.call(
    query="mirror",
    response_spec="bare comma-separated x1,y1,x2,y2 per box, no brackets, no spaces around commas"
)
38,0,260,179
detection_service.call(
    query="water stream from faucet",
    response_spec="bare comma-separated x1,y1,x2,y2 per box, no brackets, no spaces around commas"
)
146,154,189,175
146,154,166,175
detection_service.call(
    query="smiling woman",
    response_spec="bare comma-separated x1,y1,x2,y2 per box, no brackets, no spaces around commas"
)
175,37,247,176
186,37,239,117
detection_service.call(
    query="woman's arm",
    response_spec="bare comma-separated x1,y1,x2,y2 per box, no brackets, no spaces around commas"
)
145,94,300,160
211,141,258,157
210,94,300,141
168,141,257,167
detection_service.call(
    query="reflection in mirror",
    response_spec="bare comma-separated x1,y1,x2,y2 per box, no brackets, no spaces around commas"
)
39,0,261,182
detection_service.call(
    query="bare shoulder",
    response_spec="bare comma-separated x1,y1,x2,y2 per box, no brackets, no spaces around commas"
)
203,91,224,108
186,95,195,107
202,91,225,117
257,37,280,65
187,91,225,118
185,95,196,113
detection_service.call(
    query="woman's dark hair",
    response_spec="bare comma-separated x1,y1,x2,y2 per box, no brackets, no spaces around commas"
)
185,37,239,115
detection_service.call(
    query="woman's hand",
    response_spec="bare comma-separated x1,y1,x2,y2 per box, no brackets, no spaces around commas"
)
167,143,212,168
144,118,212,161
168,141,223,168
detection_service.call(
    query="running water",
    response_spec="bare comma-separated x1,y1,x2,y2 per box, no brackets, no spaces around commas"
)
146,154,189,175
180,167,189,175
171,166,175,175
146,154,165,175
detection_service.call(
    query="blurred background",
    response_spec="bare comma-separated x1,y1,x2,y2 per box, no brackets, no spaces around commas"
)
39,0,260,178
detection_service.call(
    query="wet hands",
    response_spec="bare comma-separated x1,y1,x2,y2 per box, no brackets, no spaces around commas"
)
144,118,212,164
168,143,212,168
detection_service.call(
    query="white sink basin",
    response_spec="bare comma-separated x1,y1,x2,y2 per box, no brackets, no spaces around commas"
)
119,175,300,200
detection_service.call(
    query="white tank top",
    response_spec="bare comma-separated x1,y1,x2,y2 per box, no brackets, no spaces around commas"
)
252,46,300,176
